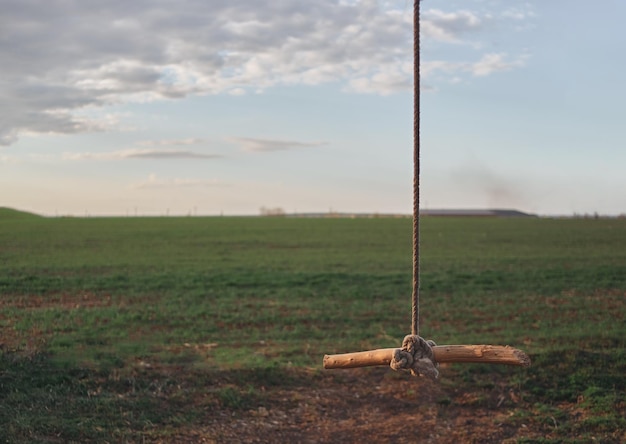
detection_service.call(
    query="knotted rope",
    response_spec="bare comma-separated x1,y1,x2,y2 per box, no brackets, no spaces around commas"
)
390,335,439,378
390,1,438,378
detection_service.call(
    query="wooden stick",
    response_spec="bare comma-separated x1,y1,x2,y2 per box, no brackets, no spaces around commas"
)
323,345,530,369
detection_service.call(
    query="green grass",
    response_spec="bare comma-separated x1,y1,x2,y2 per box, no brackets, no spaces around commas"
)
0,207,42,220
1,214,625,442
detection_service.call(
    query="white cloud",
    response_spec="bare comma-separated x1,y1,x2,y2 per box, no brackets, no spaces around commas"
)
64,148,220,160
421,9,485,43
130,173,226,189
347,61,413,95
1,0,533,145
228,88,247,96
470,53,528,77
421,53,528,80
227,137,328,152
0,154,19,165
136,138,205,147
502,7,536,21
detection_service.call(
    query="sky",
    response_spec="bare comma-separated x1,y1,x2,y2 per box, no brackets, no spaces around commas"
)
1,0,625,217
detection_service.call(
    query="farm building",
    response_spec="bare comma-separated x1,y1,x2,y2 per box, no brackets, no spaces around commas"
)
421,209,537,217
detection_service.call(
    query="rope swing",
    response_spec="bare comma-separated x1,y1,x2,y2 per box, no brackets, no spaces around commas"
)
323,0,530,377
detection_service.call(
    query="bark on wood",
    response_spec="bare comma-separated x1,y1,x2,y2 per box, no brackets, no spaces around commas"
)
323,345,530,369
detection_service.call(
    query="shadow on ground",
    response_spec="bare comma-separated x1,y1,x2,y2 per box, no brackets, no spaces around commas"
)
0,349,624,443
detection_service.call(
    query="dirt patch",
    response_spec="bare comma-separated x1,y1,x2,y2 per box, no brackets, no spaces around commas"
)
135,366,595,444
0,291,115,310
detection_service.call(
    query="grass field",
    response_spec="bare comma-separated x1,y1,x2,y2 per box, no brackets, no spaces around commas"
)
0,207,624,442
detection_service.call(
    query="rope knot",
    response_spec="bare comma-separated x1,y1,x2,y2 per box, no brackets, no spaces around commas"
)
389,335,439,379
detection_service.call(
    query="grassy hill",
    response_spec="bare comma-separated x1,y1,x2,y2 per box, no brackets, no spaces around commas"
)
0,207,42,220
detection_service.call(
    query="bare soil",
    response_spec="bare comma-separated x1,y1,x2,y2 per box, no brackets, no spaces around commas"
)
142,365,618,444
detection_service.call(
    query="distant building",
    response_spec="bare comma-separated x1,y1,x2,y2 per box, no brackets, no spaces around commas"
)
421,209,536,218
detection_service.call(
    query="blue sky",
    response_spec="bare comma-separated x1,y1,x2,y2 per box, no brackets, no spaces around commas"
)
1,0,625,216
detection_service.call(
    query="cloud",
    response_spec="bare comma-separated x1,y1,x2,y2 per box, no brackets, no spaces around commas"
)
421,9,485,43
228,88,247,96
0,130,19,146
0,154,19,165
125,150,220,159
130,173,226,189
502,7,536,21
136,138,206,147
64,148,221,160
227,137,328,152
1,0,533,145
348,61,413,94
421,53,528,80
470,53,527,77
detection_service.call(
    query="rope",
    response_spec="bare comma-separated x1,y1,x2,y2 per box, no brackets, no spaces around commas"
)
390,1,439,379
390,334,439,378
411,0,421,337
